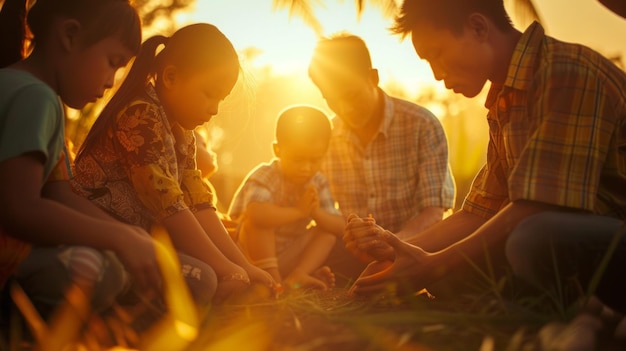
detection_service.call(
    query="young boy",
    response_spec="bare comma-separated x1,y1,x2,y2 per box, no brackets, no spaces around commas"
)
228,105,345,290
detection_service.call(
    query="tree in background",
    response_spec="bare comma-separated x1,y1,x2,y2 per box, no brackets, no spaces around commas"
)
272,0,541,35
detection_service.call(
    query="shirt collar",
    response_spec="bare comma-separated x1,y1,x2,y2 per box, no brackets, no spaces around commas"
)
333,89,395,139
485,21,545,108
379,90,395,138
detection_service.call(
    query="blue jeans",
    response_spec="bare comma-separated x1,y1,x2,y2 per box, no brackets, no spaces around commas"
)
506,212,626,313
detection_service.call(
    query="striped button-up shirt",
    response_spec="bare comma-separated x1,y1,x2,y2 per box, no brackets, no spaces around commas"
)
463,22,626,219
322,91,455,233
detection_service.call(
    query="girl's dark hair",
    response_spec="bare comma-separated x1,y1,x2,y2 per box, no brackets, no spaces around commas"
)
0,0,27,68
77,23,239,159
391,0,513,37
0,0,141,68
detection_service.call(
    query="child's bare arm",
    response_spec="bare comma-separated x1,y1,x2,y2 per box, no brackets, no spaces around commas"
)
162,209,251,300
311,207,345,236
0,154,162,292
43,180,120,220
162,210,245,276
193,208,275,287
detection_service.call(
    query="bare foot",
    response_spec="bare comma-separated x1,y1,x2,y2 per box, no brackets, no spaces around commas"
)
312,266,335,289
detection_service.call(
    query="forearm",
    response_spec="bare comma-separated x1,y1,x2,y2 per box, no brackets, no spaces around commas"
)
396,206,445,240
2,196,133,252
311,209,345,236
404,209,486,252
194,208,252,268
0,155,136,252
247,202,307,228
161,209,236,275
437,201,574,265
42,180,114,221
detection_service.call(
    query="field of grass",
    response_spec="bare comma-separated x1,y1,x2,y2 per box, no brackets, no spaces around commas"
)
1,274,585,351
3,226,624,351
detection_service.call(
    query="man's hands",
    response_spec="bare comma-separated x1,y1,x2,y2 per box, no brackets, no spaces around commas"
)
343,214,395,263
343,213,439,296
348,229,434,296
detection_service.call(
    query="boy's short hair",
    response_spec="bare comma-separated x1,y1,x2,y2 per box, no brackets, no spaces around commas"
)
275,105,331,146
308,33,372,83
391,0,513,37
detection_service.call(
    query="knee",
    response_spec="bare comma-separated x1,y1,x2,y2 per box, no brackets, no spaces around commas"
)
68,248,126,310
91,252,128,311
506,212,557,283
180,259,218,307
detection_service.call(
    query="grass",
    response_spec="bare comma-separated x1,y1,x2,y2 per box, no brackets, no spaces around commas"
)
2,226,624,351
0,277,561,351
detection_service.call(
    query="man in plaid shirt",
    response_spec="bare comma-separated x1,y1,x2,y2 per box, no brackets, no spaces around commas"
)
345,0,626,324
308,34,456,239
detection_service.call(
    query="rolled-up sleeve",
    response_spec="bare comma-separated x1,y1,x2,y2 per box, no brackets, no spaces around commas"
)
462,137,509,219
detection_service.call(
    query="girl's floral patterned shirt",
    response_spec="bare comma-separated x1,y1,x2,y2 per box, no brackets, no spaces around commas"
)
72,84,214,231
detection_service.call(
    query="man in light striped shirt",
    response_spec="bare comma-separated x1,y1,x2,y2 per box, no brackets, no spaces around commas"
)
308,34,455,279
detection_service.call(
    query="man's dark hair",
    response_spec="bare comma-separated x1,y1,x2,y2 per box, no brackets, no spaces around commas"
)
391,0,514,37
308,33,373,83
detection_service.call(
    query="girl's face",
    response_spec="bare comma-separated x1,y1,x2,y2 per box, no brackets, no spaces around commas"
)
160,63,238,130
61,36,134,109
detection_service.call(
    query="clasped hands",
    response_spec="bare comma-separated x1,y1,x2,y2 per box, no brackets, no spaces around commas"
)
344,214,435,296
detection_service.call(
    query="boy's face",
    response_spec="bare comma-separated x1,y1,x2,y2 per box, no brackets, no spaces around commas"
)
411,19,493,98
275,140,328,185
313,71,379,130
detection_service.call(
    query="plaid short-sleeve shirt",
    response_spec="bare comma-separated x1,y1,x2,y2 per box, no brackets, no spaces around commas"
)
229,160,340,254
321,90,455,233
463,22,626,219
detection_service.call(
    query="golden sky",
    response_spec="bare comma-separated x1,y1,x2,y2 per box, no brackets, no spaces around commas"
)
177,0,626,97
171,0,626,206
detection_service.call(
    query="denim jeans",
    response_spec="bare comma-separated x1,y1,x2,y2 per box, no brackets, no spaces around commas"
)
506,212,626,313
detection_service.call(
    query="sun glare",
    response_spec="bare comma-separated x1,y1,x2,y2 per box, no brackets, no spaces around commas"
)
176,0,436,97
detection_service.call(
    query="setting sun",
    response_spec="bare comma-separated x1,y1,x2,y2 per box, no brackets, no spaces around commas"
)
176,0,439,97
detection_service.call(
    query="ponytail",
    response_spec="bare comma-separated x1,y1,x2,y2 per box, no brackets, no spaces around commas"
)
0,0,28,68
78,23,240,159
77,35,169,159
